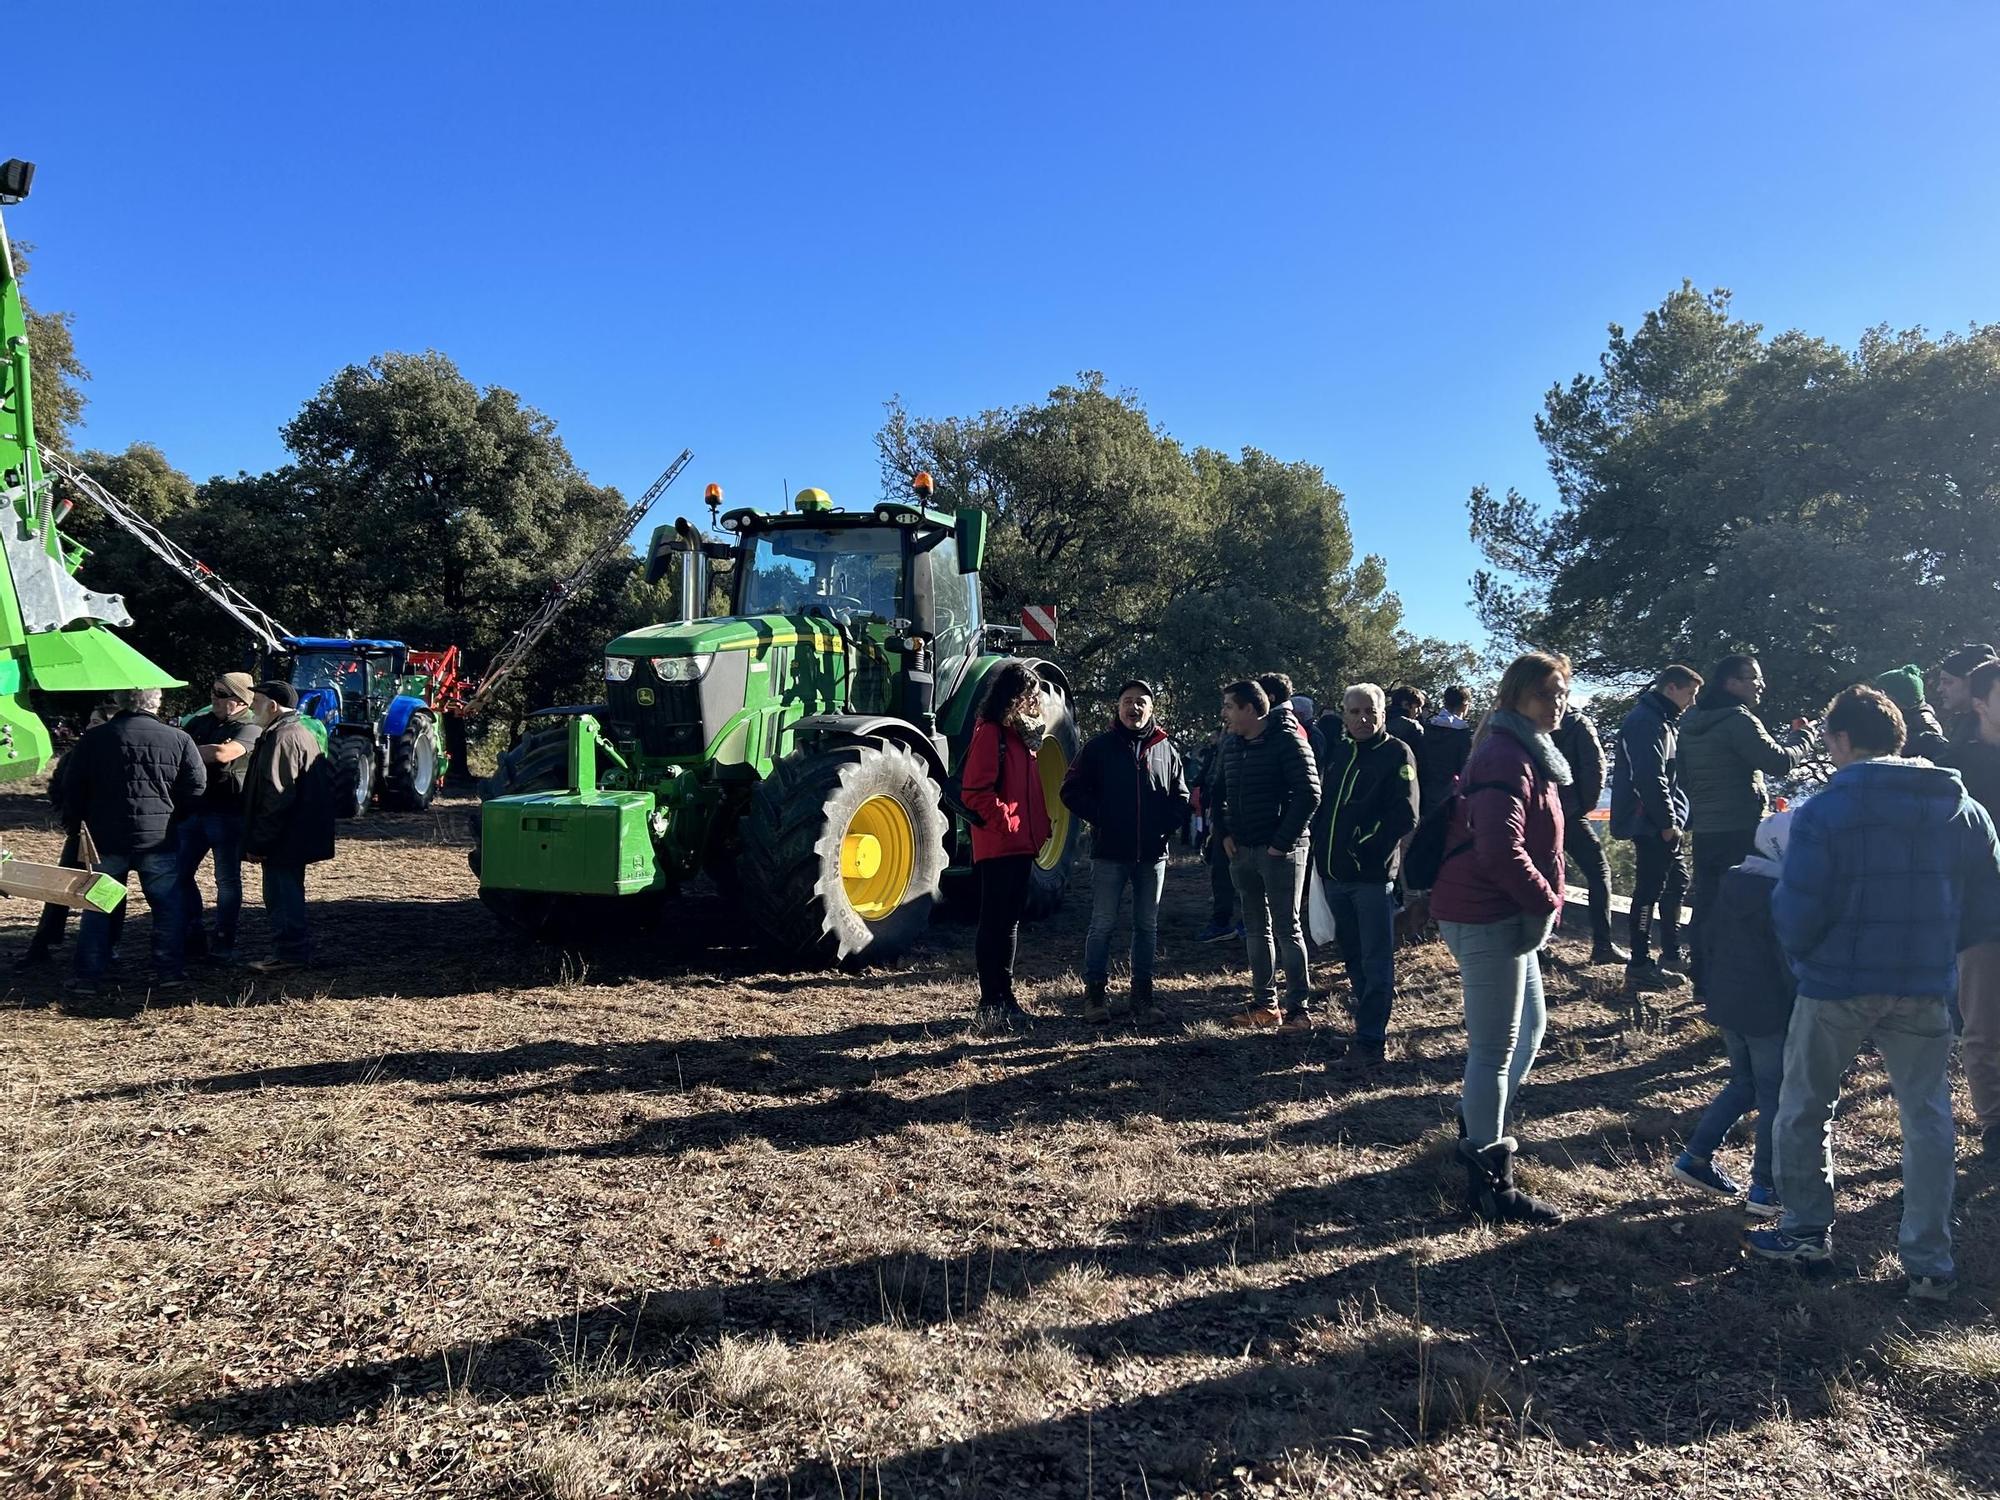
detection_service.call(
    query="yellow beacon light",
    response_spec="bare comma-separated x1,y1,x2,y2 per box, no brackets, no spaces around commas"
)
795,488,833,513
912,471,935,500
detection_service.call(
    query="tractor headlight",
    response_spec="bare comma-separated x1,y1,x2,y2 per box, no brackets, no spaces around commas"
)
649,653,714,684
603,656,635,682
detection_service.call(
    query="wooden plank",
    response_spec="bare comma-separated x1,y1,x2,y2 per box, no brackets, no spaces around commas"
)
0,857,127,912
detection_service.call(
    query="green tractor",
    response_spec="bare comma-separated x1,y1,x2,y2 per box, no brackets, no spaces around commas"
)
473,477,1080,962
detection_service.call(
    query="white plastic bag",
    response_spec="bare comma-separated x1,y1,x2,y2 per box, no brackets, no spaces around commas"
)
1308,865,1339,946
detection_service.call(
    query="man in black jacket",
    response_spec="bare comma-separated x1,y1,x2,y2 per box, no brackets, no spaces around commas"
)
1214,680,1322,1030
1312,684,1419,1065
60,686,206,992
1551,705,1623,965
1385,686,1427,760
1609,666,1702,993
1417,685,1474,816
1060,680,1190,1024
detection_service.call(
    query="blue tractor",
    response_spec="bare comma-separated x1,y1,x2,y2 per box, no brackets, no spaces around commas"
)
274,637,455,817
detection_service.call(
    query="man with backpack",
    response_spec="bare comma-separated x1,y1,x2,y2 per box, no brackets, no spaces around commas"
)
1312,684,1420,1066
1610,666,1702,993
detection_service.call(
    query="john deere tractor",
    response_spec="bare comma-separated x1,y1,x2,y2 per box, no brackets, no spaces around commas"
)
273,637,454,815
473,478,1080,962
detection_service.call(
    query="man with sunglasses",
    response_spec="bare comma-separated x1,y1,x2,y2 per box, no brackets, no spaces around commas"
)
177,671,264,962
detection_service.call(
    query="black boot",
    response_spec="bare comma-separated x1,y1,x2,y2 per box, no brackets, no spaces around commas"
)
1589,896,1629,966
1082,981,1110,1025
1458,1138,1564,1226
1126,975,1155,1024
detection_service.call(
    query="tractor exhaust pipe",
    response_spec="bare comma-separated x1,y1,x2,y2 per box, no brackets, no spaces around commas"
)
675,517,702,623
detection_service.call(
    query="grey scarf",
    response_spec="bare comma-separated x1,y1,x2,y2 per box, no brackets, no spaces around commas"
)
1491,709,1573,786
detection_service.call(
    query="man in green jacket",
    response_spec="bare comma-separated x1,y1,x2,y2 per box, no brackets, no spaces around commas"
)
1677,654,1807,993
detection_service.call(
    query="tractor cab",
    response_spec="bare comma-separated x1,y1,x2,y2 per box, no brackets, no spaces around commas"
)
275,637,409,732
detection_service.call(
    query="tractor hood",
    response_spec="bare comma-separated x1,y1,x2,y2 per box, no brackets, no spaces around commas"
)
605,614,846,659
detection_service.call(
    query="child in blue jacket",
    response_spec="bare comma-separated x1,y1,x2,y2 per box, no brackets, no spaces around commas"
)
1673,811,1795,1215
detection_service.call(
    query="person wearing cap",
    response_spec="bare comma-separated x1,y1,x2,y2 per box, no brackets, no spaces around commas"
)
1872,665,1952,762
60,687,206,994
1669,810,1796,1215
1060,679,1189,1024
1935,644,1997,745
240,679,337,973
176,670,264,962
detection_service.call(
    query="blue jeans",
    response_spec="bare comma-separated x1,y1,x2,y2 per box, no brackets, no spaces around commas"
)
1083,857,1166,985
261,861,312,963
75,847,186,982
1328,880,1397,1042
177,813,246,953
1230,846,1310,1011
1686,1027,1786,1188
1440,914,1549,1146
1773,993,1957,1280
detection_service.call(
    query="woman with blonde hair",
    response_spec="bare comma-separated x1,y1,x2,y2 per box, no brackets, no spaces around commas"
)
1429,651,1574,1226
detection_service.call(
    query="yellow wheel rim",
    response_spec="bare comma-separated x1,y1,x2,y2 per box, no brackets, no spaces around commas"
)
841,794,916,921
1035,735,1072,871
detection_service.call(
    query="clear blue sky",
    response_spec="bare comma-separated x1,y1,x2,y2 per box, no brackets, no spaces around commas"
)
19,2,2000,647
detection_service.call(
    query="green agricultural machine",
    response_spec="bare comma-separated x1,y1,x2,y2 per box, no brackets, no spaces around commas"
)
473,476,1080,962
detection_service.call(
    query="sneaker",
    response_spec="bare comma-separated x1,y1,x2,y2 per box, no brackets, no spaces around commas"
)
1745,1184,1784,1218
1224,1003,1283,1031
1907,1275,1956,1303
1276,1009,1315,1034
1230,923,1245,942
1672,1152,1743,1197
1196,921,1234,944
152,975,191,991
247,958,301,975
1657,949,1692,976
1588,940,1632,966
1743,1225,1832,1265
1625,960,1690,995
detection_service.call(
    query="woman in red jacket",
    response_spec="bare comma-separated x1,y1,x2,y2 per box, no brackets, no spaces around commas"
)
961,661,1052,1027
1430,651,1573,1227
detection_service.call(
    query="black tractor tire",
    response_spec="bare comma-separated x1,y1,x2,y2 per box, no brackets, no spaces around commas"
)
1022,682,1082,920
329,733,375,819
381,712,440,812
735,739,949,965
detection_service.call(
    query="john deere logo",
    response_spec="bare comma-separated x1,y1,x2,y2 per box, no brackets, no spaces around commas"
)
636,687,656,706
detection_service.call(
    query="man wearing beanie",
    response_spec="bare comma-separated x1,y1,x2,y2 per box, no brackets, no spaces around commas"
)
1872,666,1953,762
1060,679,1189,1024
241,679,337,972
177,670,265,962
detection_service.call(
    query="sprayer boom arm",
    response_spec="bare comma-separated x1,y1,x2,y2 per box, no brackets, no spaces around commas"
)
38,447,293,653
460,448,692,717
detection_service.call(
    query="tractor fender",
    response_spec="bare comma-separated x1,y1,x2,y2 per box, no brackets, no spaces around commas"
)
382,693,431,740
786,714,950,787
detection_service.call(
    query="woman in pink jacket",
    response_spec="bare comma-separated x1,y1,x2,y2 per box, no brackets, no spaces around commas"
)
1430,651,1573,1227
960,661,1052,1027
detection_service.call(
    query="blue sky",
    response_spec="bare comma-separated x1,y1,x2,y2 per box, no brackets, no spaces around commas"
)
18,2,2000,647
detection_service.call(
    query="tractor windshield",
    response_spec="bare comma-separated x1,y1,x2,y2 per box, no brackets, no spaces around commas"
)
289,652,387,722
740,526,904,623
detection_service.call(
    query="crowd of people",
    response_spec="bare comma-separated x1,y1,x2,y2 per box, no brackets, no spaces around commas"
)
20,675,338,993
977,641,2000,1302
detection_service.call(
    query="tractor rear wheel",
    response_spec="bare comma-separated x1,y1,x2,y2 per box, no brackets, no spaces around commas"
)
736,739,949,965
1023,682,1082,919
329,734,374,819
382,711,439,812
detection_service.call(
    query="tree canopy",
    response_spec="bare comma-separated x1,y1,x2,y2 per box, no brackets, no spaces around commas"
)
880,374,1472,726
1471,284,2000,718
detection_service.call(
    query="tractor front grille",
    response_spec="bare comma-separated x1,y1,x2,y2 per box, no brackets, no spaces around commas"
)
606,679,705,758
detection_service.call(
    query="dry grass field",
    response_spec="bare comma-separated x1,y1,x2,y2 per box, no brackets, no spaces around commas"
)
1,779,1996,1498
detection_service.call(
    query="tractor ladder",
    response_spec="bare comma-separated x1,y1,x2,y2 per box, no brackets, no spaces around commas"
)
38,446,293,654
459,447,692,717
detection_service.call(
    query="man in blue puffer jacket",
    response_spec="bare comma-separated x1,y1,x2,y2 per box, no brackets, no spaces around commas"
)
1747,685,2000,1301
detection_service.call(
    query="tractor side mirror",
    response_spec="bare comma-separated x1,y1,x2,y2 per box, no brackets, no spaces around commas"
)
953,508,988,575
644,524,683,585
